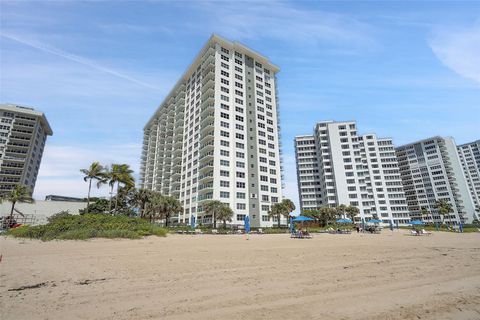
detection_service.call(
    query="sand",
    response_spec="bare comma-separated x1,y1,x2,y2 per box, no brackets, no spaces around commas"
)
1,231,479,320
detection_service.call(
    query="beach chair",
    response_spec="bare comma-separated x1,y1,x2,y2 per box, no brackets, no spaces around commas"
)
258,228,264,234
421,229,432,236
194,229,203,235
211,229,219,234
410,230,419,236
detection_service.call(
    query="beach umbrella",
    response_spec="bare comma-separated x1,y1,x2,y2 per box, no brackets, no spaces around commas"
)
389,220,394,231
361,217,365,231
367,219,382,224
336,218,352,224
409,220,424,225
244,215,250,234
190,215,196,229
293,216,314,222
289,216,294,234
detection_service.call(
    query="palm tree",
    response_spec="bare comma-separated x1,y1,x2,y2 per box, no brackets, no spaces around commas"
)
216,204,234,228
318,207,331,226
345,205,359,223
161,196,183,227
336,204,348,219
435,199,453,226
80,162,106,214
203,200,226,229
281,199,296,226
105,164,135,213
268,202,285,228
420,207,431,222
1,184,35,220
130,188,156,218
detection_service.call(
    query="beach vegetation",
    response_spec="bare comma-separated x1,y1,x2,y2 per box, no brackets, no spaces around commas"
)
7,213,167,240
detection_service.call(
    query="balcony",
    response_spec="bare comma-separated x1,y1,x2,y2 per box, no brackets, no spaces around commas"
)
201,79,214,94
201,112,214,124
199,161,214,172
201,104,214,116
199,151,214,161
201,95,215,106
200,132,214,144
200,141,214,151
198,171,214,182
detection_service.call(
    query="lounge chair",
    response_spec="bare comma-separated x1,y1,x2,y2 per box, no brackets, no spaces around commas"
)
258,228,264,234
410,230,419,236
194,229,203,235
211,229,219,234
421,229,432,236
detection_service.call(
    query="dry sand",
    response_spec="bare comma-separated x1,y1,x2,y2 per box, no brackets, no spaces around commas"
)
1,231,479,320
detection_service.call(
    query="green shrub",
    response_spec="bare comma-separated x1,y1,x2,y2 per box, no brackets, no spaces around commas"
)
7,214,167,241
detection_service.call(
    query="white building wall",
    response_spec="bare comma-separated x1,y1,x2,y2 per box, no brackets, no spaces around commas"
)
396,137,476,224
0,104,52,194
140,35,284,228
295,120,410,225
457,140,480,218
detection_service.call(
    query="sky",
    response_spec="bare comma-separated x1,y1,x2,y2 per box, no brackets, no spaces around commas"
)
1,1,479,208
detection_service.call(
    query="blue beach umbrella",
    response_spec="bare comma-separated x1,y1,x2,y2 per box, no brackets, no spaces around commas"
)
367,219,382,224
244,215,251,233
293,216,314,222
336,218,352,224
410,220,424,226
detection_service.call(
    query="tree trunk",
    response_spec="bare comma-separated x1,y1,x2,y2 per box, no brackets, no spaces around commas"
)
223,219,226,229
115,182,120,213
109,184,114,214
213,212,216,229
9,201,16,219
86,178,92,214
277,214,281,228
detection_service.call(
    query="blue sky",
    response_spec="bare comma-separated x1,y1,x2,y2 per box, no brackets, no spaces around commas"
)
1,1,479,206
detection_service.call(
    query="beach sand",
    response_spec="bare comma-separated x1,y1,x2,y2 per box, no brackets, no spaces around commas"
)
1,231,479,320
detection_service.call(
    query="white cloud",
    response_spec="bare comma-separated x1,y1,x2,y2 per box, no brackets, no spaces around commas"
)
33,144,142,200
429,24,480,86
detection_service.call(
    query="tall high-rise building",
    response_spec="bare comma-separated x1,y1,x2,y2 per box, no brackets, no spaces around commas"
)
0,104,52,194
295,120,410,225
140,35,283,228
456,140,480,218
395,137,476,224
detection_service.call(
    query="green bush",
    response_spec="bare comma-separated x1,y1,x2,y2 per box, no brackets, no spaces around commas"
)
7,214,167,241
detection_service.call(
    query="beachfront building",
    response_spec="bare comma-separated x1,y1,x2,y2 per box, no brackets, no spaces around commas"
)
0,104,52,194
395,137,476,224
295,120,410,225
140,34,284,228
457,140,480,218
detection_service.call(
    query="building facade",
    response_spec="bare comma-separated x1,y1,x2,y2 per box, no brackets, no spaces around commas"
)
0,104,52,194
140,35,283,228
295,121,410,225
396,137,476,224
457,140,480,218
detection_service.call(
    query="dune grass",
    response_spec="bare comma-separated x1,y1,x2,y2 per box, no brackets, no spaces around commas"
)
7,214,167,241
